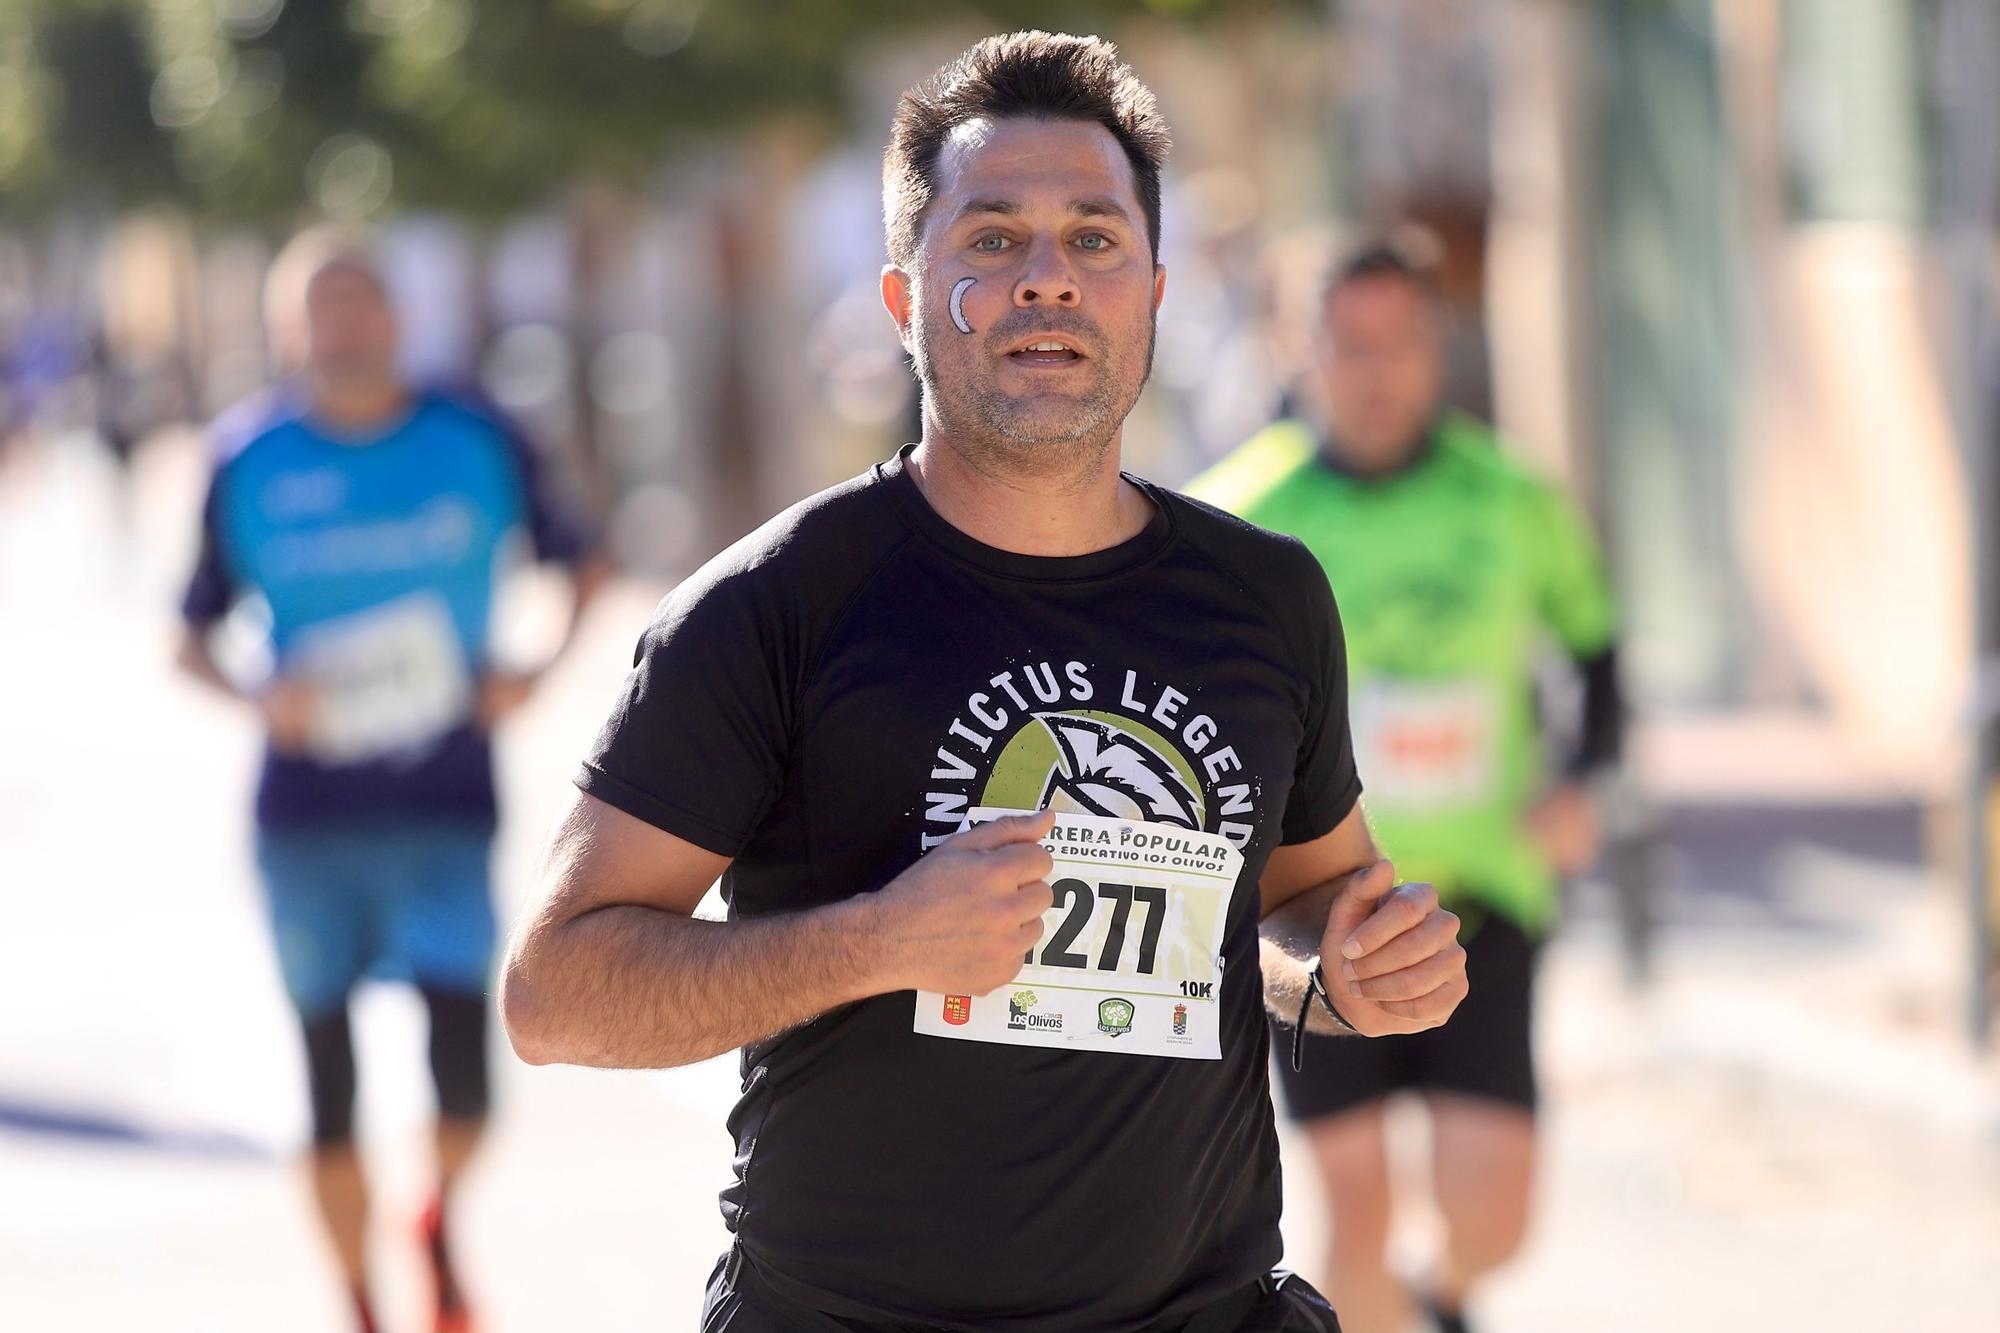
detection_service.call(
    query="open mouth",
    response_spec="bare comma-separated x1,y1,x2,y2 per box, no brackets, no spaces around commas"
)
1005,338,1086,367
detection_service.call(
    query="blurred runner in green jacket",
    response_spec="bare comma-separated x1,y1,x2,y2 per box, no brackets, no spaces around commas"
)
1190,242,1624,1333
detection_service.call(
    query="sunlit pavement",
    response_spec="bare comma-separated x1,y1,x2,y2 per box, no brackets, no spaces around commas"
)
4,433,1996,1333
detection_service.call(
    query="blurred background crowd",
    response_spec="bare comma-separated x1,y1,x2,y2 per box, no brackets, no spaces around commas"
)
2,2,1997,1331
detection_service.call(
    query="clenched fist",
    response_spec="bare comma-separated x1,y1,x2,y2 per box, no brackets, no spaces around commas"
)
478,668,544,730
867,809,1056,997
1318,859,1466,1037
1525,782,1600,877
259,676,318,755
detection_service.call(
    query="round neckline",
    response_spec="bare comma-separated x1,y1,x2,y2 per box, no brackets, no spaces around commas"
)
877,443,1176,584
296,386,428,448
1311,416,1440,485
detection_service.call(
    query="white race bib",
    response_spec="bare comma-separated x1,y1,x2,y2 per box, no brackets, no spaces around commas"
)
1350,676,1499,811
287,593,473,764
913,810,1243,1061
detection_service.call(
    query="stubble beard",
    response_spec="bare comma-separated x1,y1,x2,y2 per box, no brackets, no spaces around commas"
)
910,293,1156,484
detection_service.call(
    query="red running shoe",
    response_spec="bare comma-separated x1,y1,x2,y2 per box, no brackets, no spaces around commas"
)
419,1196,477,1333
350,1283,381,1333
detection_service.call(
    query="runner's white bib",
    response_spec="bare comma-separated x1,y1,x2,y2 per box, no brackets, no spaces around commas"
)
913,809,1243,1060
1349,676,1498,811
287,592,473,764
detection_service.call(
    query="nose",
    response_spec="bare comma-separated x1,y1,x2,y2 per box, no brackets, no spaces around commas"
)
1012,238,1081,309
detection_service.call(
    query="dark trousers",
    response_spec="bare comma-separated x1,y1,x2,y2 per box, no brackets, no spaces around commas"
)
700,1248,1342,1333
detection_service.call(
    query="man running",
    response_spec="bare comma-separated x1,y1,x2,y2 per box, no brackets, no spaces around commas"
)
502,32,1467,1333
1191,243,1623,1333
176,228,604,1333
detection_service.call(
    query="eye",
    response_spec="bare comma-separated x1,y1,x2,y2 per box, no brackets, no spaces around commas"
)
1075,232,1114,252
972,233,1013,253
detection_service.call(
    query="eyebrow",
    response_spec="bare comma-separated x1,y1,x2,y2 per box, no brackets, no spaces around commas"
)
955,196,1138,228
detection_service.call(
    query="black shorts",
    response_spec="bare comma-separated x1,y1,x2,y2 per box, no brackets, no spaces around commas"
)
1273,911,1539,1122
701,1248,1342,1332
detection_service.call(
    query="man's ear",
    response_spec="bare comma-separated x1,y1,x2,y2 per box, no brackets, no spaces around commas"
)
1153,263,1167,313
881,265,915,352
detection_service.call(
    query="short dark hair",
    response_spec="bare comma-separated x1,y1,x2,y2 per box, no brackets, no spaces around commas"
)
882,31,1171,269
1322,239,1445,310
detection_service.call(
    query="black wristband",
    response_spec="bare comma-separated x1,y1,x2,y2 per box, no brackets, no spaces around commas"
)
1290,953,1359,1071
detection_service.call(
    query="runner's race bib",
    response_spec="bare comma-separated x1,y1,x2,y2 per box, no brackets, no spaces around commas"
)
286,593,473,765
913,809,1243,1060
1350,675,1498,811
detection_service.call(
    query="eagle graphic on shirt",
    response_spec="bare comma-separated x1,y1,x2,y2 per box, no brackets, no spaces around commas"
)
1034,714,1204,830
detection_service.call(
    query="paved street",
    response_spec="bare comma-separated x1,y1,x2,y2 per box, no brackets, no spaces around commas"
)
3,432,1997,1333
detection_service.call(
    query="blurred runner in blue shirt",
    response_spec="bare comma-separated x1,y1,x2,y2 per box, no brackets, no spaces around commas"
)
175,227,607,1333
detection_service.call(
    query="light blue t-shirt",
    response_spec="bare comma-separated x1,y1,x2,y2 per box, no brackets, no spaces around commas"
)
182,385,587,826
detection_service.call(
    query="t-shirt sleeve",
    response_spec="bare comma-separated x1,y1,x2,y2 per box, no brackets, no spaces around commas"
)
454,389,593,564
179,470,237,626
505,423,592,565
1280,546,1363,844
1182,421,1313,526
1529,481,1618,658
575,563,794,857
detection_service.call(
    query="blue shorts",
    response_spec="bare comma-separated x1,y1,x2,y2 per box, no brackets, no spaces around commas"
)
254,818,497,1020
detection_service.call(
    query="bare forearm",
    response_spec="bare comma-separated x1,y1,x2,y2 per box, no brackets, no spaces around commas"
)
1259,879,1353,1037
502,894,889,1070
549,556,614,665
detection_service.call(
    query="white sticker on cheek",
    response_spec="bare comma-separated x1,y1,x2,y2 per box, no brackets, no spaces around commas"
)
950,277,976,334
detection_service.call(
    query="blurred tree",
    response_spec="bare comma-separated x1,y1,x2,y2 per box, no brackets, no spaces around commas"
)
0,1,177,211
0,0,1311,561
0,0,1307,222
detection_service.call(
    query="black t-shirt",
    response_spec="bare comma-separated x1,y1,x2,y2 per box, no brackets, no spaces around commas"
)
578,445,1361,1332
